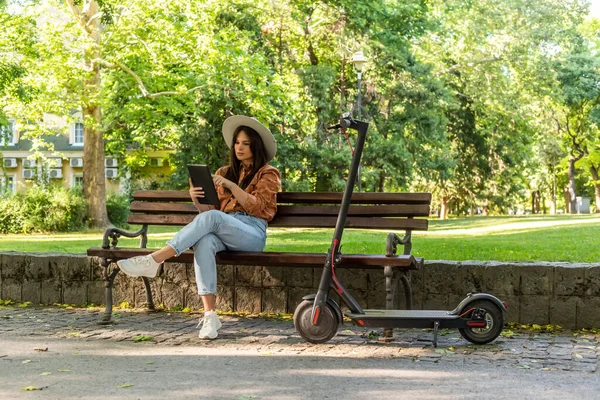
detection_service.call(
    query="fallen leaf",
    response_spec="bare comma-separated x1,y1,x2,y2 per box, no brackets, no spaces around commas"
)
448,346,456,351
117,384,134,389
145,362,154,365
34,347,48,352
58,370,71,373
519,365,532,369
40,372,52,376
575,353,583,359
132,336,152,342
21,386,41,391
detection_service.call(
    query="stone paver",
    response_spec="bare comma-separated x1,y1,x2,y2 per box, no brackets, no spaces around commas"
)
0,305,598,373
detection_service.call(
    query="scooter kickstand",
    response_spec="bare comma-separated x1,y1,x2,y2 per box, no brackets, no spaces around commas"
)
433,320,440,348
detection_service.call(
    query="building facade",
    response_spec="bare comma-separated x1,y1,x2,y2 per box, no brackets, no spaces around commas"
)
0,117,171,194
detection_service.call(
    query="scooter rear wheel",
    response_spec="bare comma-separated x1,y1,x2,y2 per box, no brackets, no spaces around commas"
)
458,299,504,345
293,300,339,344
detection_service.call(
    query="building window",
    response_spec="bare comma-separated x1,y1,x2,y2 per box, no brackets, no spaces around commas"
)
72,122,84,146
0,120,16,146
0,175,15,194
72,175,83,188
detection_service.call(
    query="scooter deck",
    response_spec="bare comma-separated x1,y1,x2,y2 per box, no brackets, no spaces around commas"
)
345,309,465,329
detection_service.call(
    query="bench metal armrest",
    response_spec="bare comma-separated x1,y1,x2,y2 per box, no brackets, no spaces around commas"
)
102,225,149,249
386,231,412,256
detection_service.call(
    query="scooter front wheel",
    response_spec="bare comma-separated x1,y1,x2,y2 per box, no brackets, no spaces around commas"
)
293,300,339,344
458,299,504,345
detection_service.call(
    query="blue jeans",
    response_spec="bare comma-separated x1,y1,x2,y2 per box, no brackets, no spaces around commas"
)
166,210,267,295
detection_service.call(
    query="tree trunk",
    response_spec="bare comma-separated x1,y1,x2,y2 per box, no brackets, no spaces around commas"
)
440,195,449,220
550,169,557,214
567,156,578,214
589,164,600,213
81,1,109,227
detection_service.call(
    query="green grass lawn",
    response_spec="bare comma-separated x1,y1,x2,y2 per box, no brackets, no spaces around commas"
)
0,214,598,262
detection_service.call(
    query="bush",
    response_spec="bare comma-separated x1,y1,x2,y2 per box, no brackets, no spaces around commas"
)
0,185,88,233
106,191,131,227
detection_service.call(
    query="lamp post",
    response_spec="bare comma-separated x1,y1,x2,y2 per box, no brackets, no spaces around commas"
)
350,50,367,191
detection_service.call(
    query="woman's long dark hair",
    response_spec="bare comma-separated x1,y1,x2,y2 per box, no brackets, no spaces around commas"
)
223,125,269,190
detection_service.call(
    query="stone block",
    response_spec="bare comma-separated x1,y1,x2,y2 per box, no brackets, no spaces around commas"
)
499,294,519,324
549,296,578,329
63,281,88,306
287,287,315,313
143,278,163,308
236,266,263,287
25,254,51,281
287,267,313,288
88,281,106,306
40,281,62,305
482,262,520,295
22,281,41,303
421,293,448,310
313,268,323,288
584,266,600,297
89,256,105,281
217,264,234,286
160,282,184,309
183,285,202,311
263,287,286,313
457,261,485,294
519,295,549,325
1,253,26,281
577,297,600,329
216,286,234,312
263,266,285,287
64,256,91,282
1,278,21,302
367,289,386,309
235,287,261,313
113,273,136,306
423,261,462,294
48,255,71,282
554,265,586,296
334,269,368,291
520,264,553,296
163,262,188,284
366,269,385,292
410,265,425,298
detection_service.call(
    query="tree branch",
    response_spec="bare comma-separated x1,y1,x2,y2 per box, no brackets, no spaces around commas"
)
94,58,204,99
64,0,92,35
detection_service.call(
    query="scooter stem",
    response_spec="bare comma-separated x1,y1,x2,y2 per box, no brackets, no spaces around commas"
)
311,118,369,324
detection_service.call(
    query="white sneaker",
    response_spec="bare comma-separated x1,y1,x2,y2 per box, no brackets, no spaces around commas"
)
117,255,161,278
198,311,222,340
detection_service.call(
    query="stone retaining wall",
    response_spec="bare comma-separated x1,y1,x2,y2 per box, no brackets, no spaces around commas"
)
1,252,599,329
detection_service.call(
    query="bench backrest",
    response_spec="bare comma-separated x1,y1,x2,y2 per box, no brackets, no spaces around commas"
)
129,191,432,231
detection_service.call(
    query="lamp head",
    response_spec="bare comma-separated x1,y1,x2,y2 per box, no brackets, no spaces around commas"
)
350,51,368,72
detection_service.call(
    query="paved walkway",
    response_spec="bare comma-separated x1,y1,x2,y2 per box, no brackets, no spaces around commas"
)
1,305,599,399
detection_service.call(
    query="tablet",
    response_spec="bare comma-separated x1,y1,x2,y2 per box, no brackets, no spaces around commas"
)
187,164,221,207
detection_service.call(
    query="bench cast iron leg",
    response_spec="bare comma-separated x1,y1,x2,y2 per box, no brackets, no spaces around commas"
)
141,277,156,311
99,258,120,325
382,266,396,341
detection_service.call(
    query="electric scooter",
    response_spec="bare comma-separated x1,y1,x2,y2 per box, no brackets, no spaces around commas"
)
293,115,507,347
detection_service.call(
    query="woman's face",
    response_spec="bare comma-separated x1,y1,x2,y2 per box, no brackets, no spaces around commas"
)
234,130,254,165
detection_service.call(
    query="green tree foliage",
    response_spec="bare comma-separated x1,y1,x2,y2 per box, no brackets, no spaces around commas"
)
1,0,598,223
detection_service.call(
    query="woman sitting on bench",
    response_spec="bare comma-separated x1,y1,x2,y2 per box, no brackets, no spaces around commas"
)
117,115,281,340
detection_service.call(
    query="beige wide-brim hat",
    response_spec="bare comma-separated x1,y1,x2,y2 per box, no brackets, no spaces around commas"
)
222,115,277,162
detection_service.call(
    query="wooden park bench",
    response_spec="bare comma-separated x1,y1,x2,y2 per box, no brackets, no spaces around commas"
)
87,191,432,331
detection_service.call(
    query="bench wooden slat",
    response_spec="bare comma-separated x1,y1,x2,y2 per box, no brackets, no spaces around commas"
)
87,247,422,269
132,190,432,205
127,214,428,230
129,202,430,217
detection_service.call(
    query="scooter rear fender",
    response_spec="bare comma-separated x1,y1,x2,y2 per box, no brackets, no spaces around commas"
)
449,293,508,315
302,294,343,325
